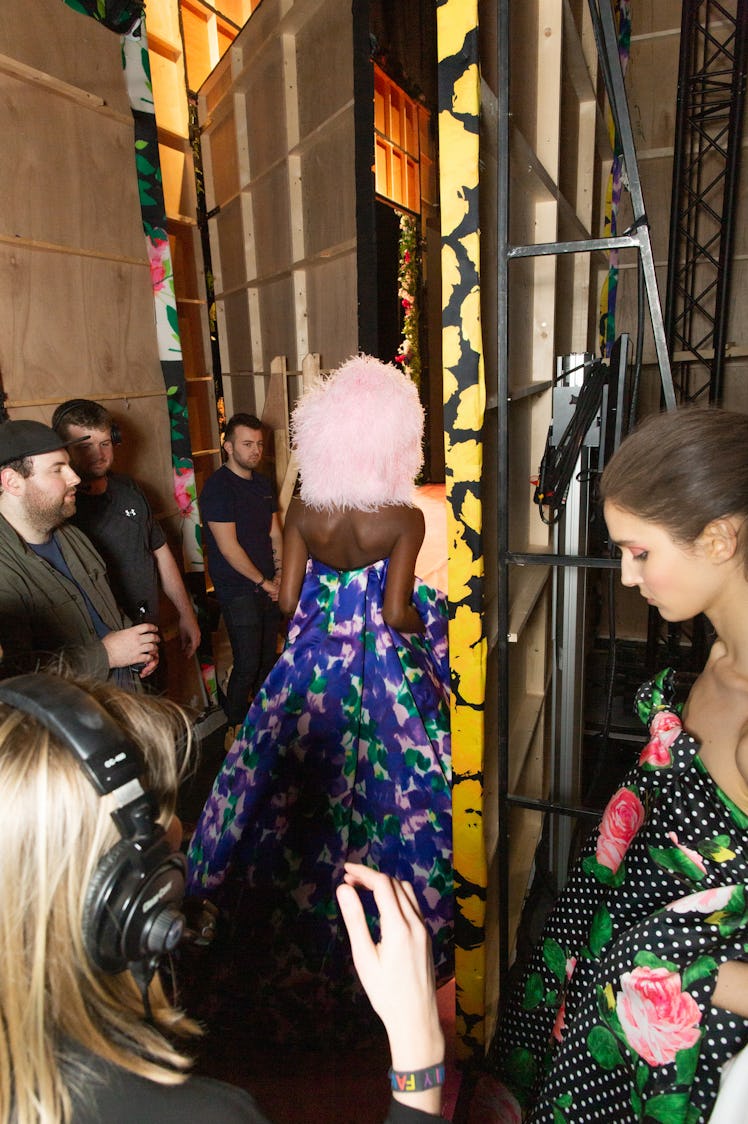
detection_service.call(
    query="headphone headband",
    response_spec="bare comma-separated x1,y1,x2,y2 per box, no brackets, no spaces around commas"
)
0,674,185,973
51,399,122,446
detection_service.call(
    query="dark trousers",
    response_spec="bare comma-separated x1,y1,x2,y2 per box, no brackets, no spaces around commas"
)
221,590,281,724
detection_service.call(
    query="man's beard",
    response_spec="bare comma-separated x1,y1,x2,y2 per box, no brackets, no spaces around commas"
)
24,488,76,536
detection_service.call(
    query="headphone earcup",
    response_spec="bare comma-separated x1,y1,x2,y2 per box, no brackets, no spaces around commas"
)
83,834,186,974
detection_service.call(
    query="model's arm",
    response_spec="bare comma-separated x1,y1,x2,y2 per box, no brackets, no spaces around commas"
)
278,500,308,617
153,543,201,657
208,521,279,602
712,960,748,1017
337,863,445,1120
270,511,283,582
382,508,426,634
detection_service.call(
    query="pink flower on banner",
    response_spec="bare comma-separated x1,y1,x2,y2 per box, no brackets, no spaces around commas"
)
666,885,734,915
147,234,170,293
616,965,701,1065
595,787,645,873
667,832,707,874
639,709,682,767
173,465,196,515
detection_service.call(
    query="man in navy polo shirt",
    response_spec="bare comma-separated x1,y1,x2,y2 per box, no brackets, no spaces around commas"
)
199,414,282,740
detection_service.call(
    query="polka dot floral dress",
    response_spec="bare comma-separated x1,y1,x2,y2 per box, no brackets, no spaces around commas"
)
492,669,748,1123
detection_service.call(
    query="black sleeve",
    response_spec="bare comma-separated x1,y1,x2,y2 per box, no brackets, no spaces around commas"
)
72,1065,271,1123
384,1098,447,1124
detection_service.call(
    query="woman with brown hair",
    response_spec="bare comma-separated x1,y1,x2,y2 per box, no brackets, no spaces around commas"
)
492,407,748,1122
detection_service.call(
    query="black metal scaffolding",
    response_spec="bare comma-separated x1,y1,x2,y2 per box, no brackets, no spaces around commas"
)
495,0,678,999
665,0,748,406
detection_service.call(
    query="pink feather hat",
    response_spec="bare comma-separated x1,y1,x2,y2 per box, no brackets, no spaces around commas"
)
291,354,425,511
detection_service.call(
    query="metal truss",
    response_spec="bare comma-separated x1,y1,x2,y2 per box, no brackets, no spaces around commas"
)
665,0,748,405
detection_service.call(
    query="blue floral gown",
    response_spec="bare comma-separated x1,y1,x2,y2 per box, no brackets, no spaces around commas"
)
491,669,748,1123
186,557,452,1044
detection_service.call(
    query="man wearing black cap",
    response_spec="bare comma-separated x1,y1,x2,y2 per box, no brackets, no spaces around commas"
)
0,420,160,684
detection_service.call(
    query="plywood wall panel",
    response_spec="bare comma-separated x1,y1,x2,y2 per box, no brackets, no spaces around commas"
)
212,197,248,291
257,275,298,366
201,0,359,395
300,114,357,256
221,289,254,372
627,35,680,153
0,75,143,257
251,171,293,275
204,104,241,205
305,253,358,368
632,5,684,37
0,245,162,402
295,0,353,138
237,39,288,174
0,0,131,116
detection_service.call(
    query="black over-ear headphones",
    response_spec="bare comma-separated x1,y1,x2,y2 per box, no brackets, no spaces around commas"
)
51,399,123,446
0,674,185,975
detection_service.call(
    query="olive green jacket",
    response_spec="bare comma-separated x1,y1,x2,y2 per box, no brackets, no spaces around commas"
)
0,513,129,680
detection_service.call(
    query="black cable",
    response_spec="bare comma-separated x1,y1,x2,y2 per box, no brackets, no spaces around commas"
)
627,253,646,429
534,358,609,525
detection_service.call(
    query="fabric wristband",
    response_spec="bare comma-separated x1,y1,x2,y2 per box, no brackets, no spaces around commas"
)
389,1064,446,1093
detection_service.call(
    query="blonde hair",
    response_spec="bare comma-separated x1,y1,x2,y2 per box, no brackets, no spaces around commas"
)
0,676,199,1123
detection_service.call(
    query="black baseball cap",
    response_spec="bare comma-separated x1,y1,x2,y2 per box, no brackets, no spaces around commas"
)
0,420,88,468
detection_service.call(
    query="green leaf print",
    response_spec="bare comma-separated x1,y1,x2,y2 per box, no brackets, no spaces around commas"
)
589,902,613,956
505,1046,537,1097
675,1041,700,1086
136,154,157,176
696,834,736,862
404,747,430,771
648,843,706,882
581,853,626,887
138,185,158,208
634,950,678,971
682,955,718,990
643,1091,689,1122
522,972,544,1010
543,937,567,982
587,1025,623,1070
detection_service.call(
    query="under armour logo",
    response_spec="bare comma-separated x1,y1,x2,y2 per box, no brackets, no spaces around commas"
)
124,508,137,518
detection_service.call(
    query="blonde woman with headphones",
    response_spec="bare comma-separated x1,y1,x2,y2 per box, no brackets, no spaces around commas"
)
0,672,445,1123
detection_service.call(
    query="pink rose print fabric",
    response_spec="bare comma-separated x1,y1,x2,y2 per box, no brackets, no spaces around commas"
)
596,787,646,873
616,966,702,1065
490,670,748,1122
